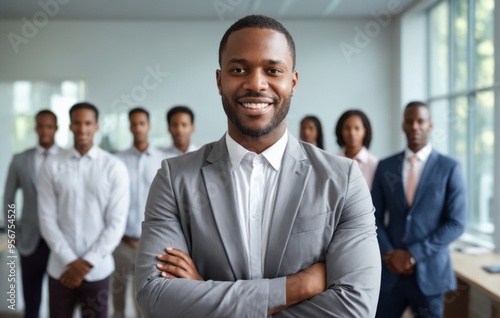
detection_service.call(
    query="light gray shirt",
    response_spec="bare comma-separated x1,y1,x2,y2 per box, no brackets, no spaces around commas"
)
225,131,288,279
164,143,198,159
38,146,129,281
116,145,165,239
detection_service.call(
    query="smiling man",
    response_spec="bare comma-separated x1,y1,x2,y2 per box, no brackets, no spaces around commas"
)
136,15,380,317
38,102,129,318
372,101,466,318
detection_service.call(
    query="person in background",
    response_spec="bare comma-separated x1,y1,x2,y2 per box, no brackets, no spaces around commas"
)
335,109,378,189
372,101,466,318
38,102,129,318
299,115,324,150
3,109,61,318
135,14,381,317
112,107,164,318
164,105,198,158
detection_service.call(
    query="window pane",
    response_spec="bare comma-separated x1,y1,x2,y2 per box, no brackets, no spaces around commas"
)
429,99,450,154
451,97,468,168
475,0,494,88
429,1,449,96
453,0,468,91
472,91,494,233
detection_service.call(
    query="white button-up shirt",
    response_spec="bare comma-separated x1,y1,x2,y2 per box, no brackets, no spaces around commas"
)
163,144,198,159
35,144,60,177
403,143,433,191
37,146,129,281
225,131,288,279
116,145,165,239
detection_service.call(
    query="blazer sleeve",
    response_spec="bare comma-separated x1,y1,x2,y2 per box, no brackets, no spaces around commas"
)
3,156,19,229
371,163,394,256
135,160,286,318
407,161,466,262
274,161,382,317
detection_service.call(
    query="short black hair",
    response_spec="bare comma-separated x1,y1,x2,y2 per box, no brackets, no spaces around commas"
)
300,115,324,150
69,102,99,121
219,15,296,69
167,106,194,125
129,107,150,122
36,109,57,123
405,101,428,111
335,110,373,149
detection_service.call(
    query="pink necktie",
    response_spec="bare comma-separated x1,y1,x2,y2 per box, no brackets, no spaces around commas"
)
406,155,418,207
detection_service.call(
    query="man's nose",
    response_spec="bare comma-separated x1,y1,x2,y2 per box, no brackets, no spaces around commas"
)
243,70,268,91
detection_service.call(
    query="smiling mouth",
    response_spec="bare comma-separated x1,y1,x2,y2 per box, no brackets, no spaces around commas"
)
241,102,272,109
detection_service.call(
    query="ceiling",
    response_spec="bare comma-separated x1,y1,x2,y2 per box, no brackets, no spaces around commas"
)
0,0,416,21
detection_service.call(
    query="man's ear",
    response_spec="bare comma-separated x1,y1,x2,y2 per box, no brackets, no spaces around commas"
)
216,69,222,96
291,70,298,96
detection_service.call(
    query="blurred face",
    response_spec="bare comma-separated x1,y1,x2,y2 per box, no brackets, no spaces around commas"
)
130,112,150,144
300,119,318,146
168,112,194,149
70,108,98,149
35,113,58,148
216,28,298,140
402,105,432,152
342,115,366,149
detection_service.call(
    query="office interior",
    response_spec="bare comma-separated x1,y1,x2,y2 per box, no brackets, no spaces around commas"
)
0,0,499,317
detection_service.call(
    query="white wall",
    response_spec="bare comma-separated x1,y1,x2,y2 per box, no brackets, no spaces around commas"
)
0,18,401,196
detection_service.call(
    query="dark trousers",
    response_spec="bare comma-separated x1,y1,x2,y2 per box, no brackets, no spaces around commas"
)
20,239,50,318
376,274,444,318
48,276,110,318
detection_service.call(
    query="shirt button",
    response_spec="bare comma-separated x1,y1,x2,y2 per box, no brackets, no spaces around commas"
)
254,177,258,181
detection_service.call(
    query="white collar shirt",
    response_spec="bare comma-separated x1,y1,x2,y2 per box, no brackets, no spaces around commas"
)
116,145,165,239
37,146,130,281
225,131,288,279
403,143,433,192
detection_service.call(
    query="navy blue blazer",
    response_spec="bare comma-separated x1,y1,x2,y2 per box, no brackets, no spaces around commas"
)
371,149,466,296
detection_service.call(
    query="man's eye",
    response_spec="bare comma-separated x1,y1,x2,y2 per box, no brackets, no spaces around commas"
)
269,69,282,74
231,68,245,73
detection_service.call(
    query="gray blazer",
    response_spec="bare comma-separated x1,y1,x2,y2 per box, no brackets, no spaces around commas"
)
136,134,381,317
3,148,57,256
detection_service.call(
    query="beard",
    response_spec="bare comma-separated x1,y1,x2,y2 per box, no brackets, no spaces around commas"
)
221,92,292,138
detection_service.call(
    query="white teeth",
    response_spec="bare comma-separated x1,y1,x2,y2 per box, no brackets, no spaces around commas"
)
241,103,270,109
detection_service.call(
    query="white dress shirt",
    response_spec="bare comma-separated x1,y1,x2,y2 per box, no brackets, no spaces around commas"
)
403,143,433,192
116,145,165,239
225,131,288,279
37,146,130,281
163,144,198,159
337,146,378,189
35,144,60,177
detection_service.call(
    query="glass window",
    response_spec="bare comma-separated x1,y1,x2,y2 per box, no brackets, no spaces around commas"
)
474,0,495,88
453,0,468,92
429,1,449,96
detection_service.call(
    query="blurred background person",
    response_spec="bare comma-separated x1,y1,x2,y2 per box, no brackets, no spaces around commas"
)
112,107,164,318
164,105,198,158
299,115,324,149
335,109,378,188
3,109,60,318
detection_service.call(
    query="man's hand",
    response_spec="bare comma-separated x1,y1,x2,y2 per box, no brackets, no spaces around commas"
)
60,258,93,288
156,247,204,281
383,249,414,275
269,262,327,315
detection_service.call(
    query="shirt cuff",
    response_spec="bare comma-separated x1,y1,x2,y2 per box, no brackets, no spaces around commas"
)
268,277,286,310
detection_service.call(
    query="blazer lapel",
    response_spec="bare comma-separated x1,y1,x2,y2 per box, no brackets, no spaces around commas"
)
264,135,311,278
201,137,249,279
28,149,37,189
394,152,408,208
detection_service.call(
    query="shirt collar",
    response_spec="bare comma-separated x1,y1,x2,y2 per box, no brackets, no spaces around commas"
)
225,130,288,171
130,144,153,156
71,145,99,159
36,144,58,155
340,146,369,164
405,143,432,162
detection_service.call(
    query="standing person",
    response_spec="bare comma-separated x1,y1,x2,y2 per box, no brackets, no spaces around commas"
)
112,107,164,318
136,15,380,317
335,109,378,188
372,101,466,318
299,115,324,149
164,105,198,158
3,110,60,318
38,102,129,318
